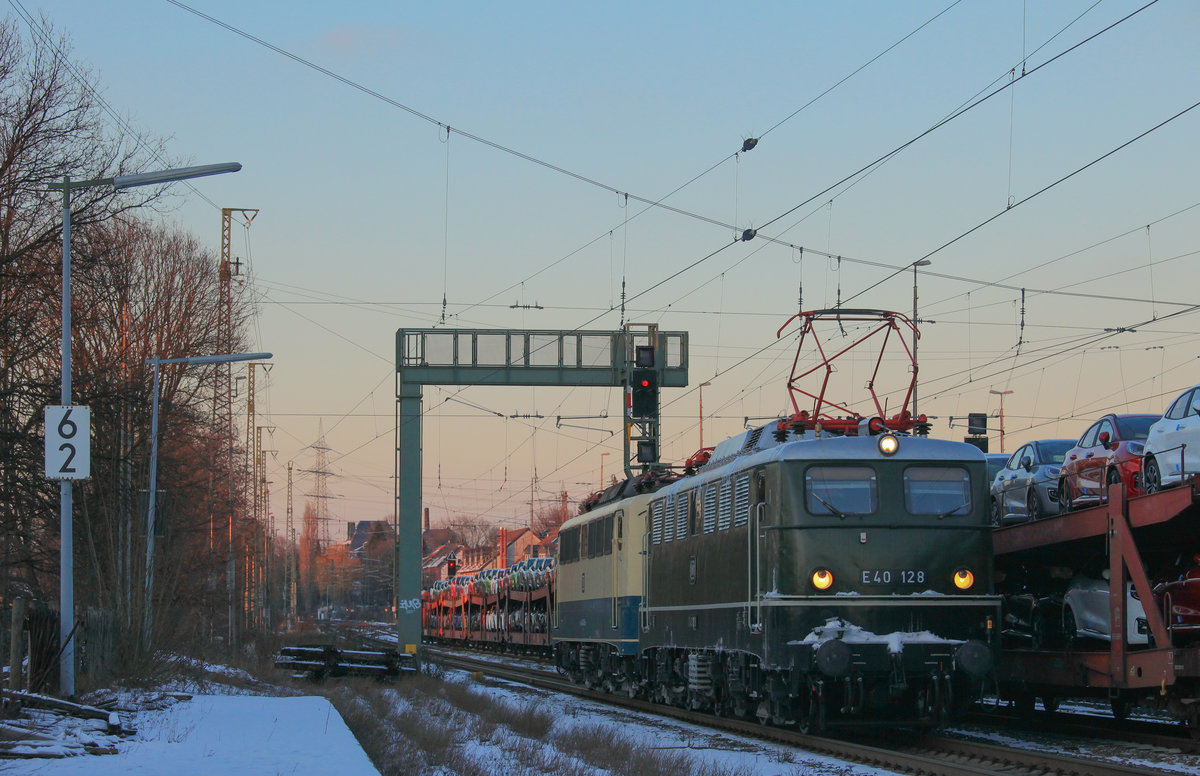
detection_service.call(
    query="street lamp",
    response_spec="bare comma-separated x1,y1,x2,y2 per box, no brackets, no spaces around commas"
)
49,162,240,696
144,351,270,651
698,382,712,449
912,260,931,417
989,389,1014,453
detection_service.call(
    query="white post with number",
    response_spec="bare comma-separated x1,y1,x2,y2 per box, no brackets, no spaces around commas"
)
45,406,90,481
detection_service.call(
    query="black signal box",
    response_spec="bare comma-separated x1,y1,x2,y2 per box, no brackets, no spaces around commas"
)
630,370,658,418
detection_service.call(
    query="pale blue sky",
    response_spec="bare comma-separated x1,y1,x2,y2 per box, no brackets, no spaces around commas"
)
26,1,1200,529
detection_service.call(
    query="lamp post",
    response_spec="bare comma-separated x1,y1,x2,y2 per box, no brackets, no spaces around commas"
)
698,382,712,449
49,162,241,697
144,352,270,651
989,389,1014,453
912,260,931,417
599,452,610,490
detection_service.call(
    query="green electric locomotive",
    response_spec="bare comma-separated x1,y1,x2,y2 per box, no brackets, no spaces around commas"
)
636,424,999,729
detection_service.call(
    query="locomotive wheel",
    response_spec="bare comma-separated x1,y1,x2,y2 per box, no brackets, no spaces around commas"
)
1143,456,1163,494
1026,489,1042,521
1013,692,1035,719
1041,696,1059,715
1110,695,1129,721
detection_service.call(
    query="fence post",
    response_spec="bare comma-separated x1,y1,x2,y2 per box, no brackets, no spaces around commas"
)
9,597,24,691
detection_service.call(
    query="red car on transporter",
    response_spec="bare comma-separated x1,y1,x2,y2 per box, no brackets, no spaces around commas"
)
1057,413,1159,511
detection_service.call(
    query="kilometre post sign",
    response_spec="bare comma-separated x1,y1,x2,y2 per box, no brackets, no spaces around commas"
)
44,405,90,480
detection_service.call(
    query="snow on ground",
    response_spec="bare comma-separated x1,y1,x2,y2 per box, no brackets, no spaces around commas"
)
3,694,379,776
439,668,901,776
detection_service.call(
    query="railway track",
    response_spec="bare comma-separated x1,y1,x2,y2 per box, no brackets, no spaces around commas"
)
962,704,1200,755
324,623,1196,772
429,647,1184,776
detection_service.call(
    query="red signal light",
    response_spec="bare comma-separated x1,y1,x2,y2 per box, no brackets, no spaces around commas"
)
640,379,650,388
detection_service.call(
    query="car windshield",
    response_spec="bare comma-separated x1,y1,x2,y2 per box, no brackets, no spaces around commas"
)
1115,415,1158,440
1038,440,1073,464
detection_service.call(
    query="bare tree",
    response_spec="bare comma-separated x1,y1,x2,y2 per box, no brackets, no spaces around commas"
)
439,514,501,550
70,217,252,656
0,17,254,672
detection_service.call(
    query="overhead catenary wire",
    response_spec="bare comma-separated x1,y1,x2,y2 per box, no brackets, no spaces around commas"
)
159,1,1180,522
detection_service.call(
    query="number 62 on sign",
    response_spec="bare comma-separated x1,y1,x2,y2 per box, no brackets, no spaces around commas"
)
44,405,90,480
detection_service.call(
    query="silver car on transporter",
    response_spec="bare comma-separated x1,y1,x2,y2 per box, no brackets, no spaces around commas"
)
989,439,1074,525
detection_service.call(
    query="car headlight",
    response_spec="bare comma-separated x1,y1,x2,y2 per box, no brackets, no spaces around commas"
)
1127,442,1145,455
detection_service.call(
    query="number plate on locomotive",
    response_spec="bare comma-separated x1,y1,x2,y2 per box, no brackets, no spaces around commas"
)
861,569,926,585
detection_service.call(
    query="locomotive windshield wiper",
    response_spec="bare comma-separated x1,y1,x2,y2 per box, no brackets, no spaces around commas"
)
935,501,970,520
809,491,850,520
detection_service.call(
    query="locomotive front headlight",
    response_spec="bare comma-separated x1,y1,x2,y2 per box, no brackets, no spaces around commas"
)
877,434,899,456
812,568,834,590
953,568,975,590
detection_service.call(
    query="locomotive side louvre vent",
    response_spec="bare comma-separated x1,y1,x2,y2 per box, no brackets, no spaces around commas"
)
703,483,718,533
733,473,751,527
651,500,664,545
676,491,691,540
663,494,676,543
718,479,733,531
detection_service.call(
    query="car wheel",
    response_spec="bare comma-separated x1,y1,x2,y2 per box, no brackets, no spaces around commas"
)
1026,489,1042,521
1031,611,1048,650
1144,455,1162,494
1064,607,1079,650
1106,467,1122,501
990,497,1002,527
1058,477,1073,512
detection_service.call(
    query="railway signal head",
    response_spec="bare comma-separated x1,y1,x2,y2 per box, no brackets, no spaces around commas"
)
630,370,658,419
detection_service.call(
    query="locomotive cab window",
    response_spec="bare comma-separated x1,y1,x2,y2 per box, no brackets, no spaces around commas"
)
903,467,971,516
804,466,877,516
560,526,580,564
